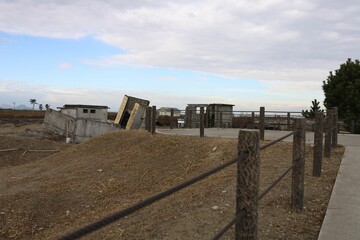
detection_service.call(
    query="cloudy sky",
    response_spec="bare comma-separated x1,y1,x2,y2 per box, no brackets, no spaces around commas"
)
0,0,359,111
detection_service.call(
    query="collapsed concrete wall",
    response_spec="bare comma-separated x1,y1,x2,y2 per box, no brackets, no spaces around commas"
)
114,95,150,129
43,108,76,137
43,109,120,142
74,118,120,142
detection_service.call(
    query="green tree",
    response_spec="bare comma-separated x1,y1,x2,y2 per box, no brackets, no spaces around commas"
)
39,104,43,111
45,104,50,110
322,58,360,133
302,99,324,118
29,98,37,110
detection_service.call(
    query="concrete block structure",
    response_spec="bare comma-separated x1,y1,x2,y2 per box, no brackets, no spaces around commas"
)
44,105,120,142
114,95,150,129
157,107,181,117
185,103,234,128
59,104,109,122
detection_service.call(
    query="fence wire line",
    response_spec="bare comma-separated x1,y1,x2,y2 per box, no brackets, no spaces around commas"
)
260,131,295,150
258,162,296,201
58,155,247,240
212,208,247,240
0,148,19,152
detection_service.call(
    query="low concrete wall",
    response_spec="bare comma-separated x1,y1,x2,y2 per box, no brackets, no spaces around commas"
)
74,119,120,142
43,109,76,137
43,109,120,142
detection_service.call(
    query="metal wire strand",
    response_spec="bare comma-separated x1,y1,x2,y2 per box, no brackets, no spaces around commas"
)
260,131,295,150
58,155,246,240
258,162,296,201
212,209,247,240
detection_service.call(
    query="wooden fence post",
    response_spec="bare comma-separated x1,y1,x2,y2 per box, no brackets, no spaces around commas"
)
259,107,265,141
236,130,260,240
287,112,291,131
332,107,338,147
151,106,156,135
145,107,151,132
170,108,174,129
324,109,332,158
189,110,193,129
219,111,223,128
204,108,209,128
292,118,306,210
200,107,204,137
351,120,355,134
313,112,324,177
251,112,255,129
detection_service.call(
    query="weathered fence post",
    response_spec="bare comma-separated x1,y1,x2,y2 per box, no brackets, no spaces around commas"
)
259,107,265,141
200,107,204,137
251,112,255,129
236,130,260,240
219,111,223,128
313,112,324,177
292,118,306,210
145,107,151,132
351,120,355,134
287,112,291,131
170,108,174,129
332,107,338,147
324,109,333,158
151,106,156,135
189,110,193,129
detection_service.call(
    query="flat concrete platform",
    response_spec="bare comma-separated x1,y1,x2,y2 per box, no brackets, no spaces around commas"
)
157,128,360,240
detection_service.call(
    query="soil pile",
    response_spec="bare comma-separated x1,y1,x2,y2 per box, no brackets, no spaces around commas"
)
0,129,344,239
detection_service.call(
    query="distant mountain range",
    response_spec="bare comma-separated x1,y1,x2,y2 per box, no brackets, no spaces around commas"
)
0,104,32,110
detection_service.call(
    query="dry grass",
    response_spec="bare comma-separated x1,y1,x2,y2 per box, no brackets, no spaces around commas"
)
0,126,344,240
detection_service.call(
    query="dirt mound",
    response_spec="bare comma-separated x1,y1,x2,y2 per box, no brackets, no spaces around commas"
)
0,130,344,239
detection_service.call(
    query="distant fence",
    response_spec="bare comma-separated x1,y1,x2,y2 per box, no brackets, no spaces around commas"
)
148,106,319,131
58,108,339,239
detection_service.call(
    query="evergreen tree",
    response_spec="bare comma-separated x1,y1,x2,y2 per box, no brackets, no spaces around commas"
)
323,58,360,133
302,99,323,118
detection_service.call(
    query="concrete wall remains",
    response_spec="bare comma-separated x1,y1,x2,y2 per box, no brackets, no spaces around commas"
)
185,103,234,128
60,105,108,122
43,109,120,142
114,95,150,128
43,108,76,137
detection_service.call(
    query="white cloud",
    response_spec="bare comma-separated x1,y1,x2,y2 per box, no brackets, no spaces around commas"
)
0,0,359,87
58,62,73,70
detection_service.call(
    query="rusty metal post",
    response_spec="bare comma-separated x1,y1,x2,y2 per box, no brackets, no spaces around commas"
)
292,118,306,210
287,112,291,131
332,107,338,147
259,107,265,141
151,106,156,135
324,110,332,158
170,108,174,129
200,107,204,137
236,130,260,240
313,112,324,177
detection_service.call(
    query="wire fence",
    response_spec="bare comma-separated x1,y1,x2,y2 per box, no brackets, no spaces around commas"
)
58,108,339,240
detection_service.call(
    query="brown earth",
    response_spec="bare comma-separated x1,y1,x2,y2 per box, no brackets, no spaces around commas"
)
0,123,344,239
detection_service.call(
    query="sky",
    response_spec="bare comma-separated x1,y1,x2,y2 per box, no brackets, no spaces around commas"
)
0,0,359,112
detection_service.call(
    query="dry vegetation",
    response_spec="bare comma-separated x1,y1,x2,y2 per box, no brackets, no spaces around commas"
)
0,122,344,239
